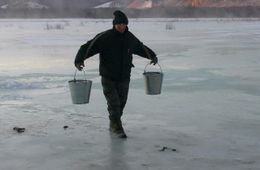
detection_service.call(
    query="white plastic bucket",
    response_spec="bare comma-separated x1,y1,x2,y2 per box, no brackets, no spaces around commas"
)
68,70,92,104
143,63,163,95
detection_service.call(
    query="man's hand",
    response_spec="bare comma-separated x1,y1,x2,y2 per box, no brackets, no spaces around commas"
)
150,56,158,65
75,62,85,71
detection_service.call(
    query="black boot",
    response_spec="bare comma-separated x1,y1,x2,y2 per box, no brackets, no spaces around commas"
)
109,117,127,138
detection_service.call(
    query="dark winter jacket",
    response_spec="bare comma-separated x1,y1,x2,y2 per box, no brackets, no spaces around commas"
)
74,27,157,81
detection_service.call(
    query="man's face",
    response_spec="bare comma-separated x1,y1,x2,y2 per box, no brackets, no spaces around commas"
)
114,24,127,33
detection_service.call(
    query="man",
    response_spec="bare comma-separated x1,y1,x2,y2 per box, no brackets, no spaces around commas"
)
74,10,158,138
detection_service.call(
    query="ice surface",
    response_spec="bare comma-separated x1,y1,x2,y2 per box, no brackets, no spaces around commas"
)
1,18,260,170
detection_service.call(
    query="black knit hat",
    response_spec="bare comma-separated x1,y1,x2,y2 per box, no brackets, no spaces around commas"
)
113,10,128,25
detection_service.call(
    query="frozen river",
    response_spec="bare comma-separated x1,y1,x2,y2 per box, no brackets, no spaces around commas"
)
0,18,260,170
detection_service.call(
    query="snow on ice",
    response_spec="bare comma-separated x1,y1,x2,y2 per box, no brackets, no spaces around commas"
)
0,18,260,170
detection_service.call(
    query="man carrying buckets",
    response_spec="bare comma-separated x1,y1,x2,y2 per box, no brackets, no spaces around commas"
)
74,10,158,138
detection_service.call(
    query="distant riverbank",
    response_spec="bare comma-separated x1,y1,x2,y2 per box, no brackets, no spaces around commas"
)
0,6,260,18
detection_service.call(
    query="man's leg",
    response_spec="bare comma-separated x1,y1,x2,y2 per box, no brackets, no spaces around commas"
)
101,77,127,138
117,78,130,117
101,77,121,120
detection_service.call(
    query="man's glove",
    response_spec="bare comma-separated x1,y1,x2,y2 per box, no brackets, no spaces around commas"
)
75,62,85,71
150,56,158,65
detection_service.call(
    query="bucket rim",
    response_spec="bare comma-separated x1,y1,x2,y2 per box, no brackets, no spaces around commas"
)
143,71,163,75
68,79,92,83
144,63,163,74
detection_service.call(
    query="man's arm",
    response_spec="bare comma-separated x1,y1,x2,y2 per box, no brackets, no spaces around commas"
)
131,35,158,65
74,35,101,70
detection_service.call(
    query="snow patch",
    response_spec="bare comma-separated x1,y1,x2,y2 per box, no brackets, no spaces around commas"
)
94,1,122,8
27,2,48,9
1,4,8,9
0,79,40,90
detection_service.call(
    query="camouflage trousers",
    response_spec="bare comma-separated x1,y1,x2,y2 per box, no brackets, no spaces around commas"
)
101,77,130,121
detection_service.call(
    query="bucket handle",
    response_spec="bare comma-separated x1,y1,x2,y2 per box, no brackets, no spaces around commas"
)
144,63,163,73
73,69,87,81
